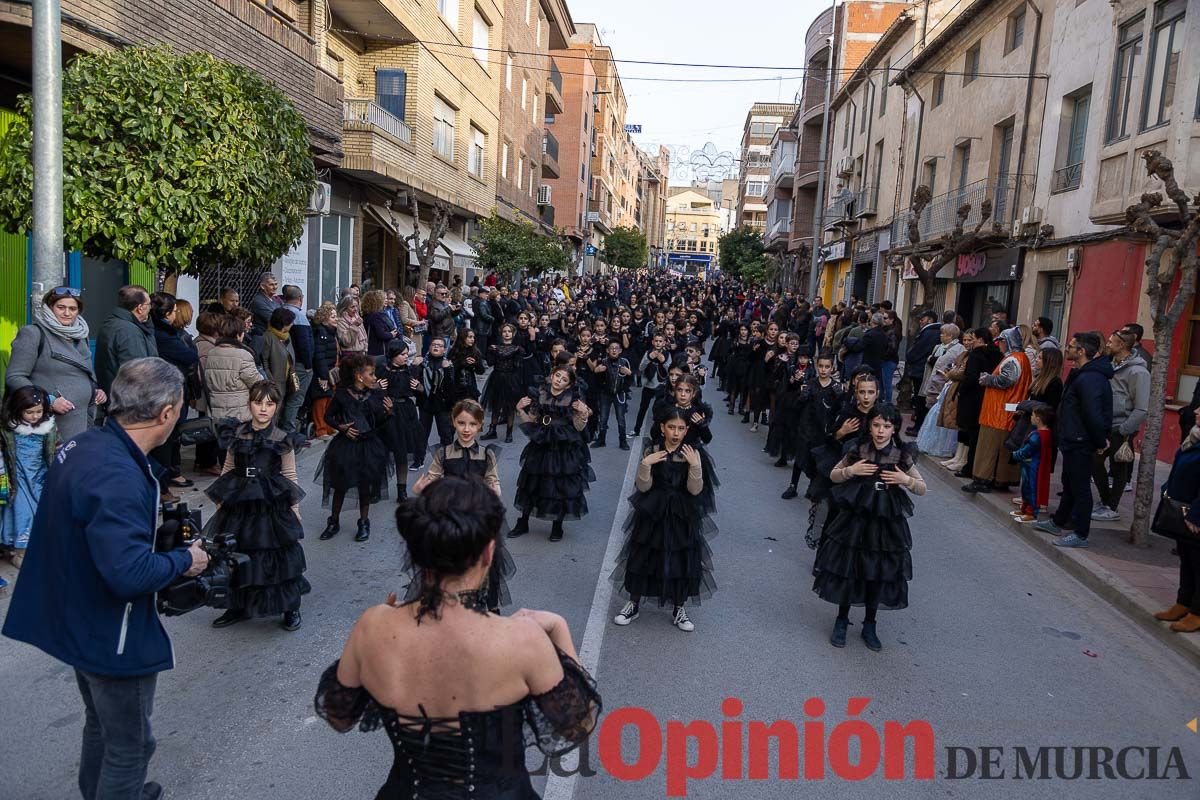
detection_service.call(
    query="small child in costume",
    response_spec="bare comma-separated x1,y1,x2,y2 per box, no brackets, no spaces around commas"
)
1011,406,1055,524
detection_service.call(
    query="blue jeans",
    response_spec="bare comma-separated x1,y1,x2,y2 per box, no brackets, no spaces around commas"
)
280,366,313,433
880,361,897,404
75,669,158,800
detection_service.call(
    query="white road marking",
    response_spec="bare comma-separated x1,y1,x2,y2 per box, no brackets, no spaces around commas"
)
541,440,642,800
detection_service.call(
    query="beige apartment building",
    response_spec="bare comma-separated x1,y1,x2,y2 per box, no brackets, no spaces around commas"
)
666,188,721,278
736,102,798,232
638,147,671,266
495,0,573,232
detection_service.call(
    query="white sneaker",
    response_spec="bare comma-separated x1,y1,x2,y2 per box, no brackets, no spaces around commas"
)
1125,481,1133,493
672,606,695,632
614,601,640,626
749,423,759,432
1011,496,1023,506
1091,506,1120,521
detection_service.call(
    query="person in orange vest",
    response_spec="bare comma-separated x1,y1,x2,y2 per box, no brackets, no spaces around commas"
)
964,327,1031,494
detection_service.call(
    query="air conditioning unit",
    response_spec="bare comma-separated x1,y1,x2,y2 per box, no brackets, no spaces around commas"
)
307,181,331,216
537,185,552,206
1020,205,1043,226
836,157,853,176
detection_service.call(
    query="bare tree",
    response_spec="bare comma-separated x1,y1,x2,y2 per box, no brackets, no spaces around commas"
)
904,185,995,312
396,192,451,285
1123,150,1200,545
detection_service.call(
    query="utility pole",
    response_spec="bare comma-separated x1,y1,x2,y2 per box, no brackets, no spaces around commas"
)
31,0,65,307
808,1,838,301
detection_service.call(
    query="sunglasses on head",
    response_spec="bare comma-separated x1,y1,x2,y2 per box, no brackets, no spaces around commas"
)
53,286,81,298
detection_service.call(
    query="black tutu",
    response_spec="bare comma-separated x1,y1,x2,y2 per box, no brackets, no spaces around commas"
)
811,477,914,611
612,451,717,607
765,392,804,459
205,426,310,617
514,421,595,520
315,434,394,505
481,370,526,417
381,400,424,462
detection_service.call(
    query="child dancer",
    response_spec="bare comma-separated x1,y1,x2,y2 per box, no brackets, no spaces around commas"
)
418,337,455,454
480,323,524,443
813,405,924,652
782,352,842,500
410,399,515,613
378,340,424,502
1010,406,1055,524
449,328,486,402
510,366,593,542
0,387,58,568
206,381,309,631
612,407,717,633
316,353,393,543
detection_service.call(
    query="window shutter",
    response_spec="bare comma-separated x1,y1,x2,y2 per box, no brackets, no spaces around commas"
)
376,69,407,120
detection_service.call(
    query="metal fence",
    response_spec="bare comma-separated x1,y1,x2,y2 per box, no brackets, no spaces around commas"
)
890,174,1034,246
543,130,559,161
1052,163,1082,193
344,99,412,145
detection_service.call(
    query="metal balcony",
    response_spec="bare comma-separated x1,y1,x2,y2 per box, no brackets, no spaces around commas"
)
823,195,854,229
1052,162,1082,193
545,59,565,115
541,130,560,178
890,174,1035,246
855,186,878,218
343,99,412,145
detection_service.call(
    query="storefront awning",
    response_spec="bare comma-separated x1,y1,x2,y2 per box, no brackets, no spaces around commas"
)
363,203,434,255
440,230,478,261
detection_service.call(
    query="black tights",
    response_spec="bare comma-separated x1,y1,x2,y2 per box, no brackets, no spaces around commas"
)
331,489,370,521
392,453,409,487
489,411,514,433
837,582,880,622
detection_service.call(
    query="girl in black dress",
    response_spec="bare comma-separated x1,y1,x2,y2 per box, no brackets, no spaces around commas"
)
813,405,925,652
746,322,783,431
206,381,308,631
449,328,486,402
765,335,809,463
723,324,753,416
612,407,716,633
418,337,455,455
807,370,878,546
316,353,393,543
510,366,593,542
378,340,424,502
782,352,842,500
410,400,515,614
315,478,600,800
481,323,524,443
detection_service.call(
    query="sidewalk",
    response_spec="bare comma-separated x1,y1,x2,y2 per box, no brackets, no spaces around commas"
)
922,452,1200,668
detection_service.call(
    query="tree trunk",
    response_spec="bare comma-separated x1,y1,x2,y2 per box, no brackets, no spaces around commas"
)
1129,316,1173,544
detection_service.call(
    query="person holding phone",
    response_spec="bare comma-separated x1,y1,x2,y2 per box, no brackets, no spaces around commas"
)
814,404,925,653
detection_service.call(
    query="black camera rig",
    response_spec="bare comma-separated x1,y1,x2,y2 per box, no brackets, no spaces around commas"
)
155,502,249,616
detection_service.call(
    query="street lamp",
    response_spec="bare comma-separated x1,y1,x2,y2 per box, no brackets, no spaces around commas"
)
31,0,64,307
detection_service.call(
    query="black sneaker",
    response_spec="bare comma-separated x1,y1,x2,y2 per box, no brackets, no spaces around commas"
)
631,428,641,437
319,517,340,540
508,517,530,538
781,485,798,500
281,610,302,631
591,440,606,449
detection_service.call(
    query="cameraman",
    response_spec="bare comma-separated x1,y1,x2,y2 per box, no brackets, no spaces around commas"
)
3,357,208,800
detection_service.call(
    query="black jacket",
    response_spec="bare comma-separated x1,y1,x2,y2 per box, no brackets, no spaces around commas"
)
1057,357,1115,453
956,344,1003,431
312,324,339,398
848,326,889,373
904,322,941,381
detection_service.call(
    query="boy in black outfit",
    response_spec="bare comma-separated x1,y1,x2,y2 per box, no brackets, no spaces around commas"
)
592,339,633,450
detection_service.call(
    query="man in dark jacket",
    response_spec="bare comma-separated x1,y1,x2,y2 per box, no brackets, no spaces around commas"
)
472,286,495,344
845,312,890,377
248,271,281,337
281,285,314,434
3,358,207,800
1035,332,1114,547
94,285,158,396
904,309,942,433
427,284,458,346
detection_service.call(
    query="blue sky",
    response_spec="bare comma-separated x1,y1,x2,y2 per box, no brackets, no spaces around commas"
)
564,0,830,186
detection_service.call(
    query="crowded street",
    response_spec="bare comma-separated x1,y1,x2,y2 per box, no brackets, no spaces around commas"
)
1,389,1196,799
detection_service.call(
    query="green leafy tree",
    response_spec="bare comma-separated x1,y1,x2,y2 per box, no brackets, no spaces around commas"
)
600,226,648,271
0,46,315,275
718,226,770,284
471,212,571,280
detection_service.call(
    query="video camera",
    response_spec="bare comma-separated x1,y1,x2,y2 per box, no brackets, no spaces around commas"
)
154,502,249,617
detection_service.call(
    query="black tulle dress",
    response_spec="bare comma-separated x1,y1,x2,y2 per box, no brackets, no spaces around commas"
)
646,401,719,515
514,386,595,521
613,446,717,608
315,644,601,800
380,365,425,467
316,387,394,504
402,441,516,611
204,423,310,616
811,440,918,611
481,345,526,419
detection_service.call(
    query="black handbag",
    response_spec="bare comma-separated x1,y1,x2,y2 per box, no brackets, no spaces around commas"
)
1152,489,1196,539
177,382,217,446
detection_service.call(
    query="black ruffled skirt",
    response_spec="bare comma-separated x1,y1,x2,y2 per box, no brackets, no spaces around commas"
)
481,371,526,417
204,473,310,616
613,488,717,607
315,434,394,505
513,423,595,520
381,401,424,462
811,479,914,610
765,392,804,458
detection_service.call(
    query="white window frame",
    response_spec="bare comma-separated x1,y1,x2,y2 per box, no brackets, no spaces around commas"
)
517,155,524,189
536,14,543,45
469,125,486,179
433,96,456,161
472,10,490,67
438,0,459,33
521,77,528,110
501,142,509,179
532,91,539,122
505,53,513,91
525,0,531,24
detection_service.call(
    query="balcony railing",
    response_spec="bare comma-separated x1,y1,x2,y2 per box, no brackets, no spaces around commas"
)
343,99,412,145
855,186,878,217
550,60,563,96
890,174,1035,246
1052,162,1082,193
824,195,853,227
769,218,792,239
771,142,797,184
543,130,559,161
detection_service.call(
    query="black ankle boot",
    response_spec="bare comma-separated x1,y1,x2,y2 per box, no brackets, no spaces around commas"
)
549,521,564,542
508,516,530,538
830,617,849,648
481,427,498,441
781,485,798,500
504,428,513,443
355,518,371,542
212,608,249,629
861,621,882,651
396,484,408,504
319,517,340,540
741,412,750,424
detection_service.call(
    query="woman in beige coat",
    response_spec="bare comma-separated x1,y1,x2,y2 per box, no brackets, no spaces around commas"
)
205,314,263,425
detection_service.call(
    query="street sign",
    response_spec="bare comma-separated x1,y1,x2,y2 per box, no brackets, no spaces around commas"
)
624,124,642,133
586,245,598,255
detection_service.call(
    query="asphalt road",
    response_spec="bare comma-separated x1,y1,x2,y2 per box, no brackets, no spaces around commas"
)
1,394,1198,799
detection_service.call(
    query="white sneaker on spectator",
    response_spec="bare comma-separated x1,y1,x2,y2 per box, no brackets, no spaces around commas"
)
1125,481,1133,493
1091,506,1120,521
